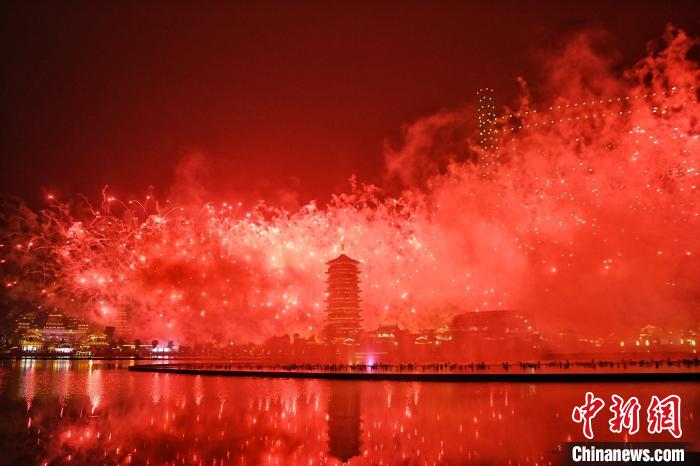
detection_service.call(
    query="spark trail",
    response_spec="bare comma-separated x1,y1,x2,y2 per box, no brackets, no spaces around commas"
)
1,27,698,343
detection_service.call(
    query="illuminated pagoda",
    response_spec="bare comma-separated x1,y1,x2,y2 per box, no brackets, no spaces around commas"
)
324,252,363,345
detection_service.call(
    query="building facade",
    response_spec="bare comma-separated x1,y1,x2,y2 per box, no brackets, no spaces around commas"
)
324,253,363,345
450,310,542,360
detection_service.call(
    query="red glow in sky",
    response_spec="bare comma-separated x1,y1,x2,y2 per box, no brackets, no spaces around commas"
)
0,2,700,341
0,5,699,344
1,2,698,205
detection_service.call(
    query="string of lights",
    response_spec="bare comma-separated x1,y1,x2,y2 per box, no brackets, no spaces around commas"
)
494,85,696,122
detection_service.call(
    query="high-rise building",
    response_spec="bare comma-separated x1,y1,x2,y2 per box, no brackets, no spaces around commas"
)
114,308,130,339
324,253,363,345
40,313,87,343
44,313,66,330
476,87,500,176
16,312,36,331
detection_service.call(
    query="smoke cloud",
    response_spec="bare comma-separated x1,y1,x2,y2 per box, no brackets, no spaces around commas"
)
1,27,698,343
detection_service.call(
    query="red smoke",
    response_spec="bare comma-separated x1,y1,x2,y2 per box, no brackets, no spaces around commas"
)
1,27,698,343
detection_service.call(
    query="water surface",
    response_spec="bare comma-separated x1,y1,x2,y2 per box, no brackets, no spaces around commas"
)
0,359,697,465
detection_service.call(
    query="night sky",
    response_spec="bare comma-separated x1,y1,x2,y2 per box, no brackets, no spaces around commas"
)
1,1,699,206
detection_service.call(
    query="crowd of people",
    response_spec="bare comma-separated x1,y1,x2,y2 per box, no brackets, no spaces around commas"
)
158,357,700,374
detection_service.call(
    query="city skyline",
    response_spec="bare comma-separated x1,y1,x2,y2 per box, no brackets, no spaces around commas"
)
1,11,698,352
0,4,698,465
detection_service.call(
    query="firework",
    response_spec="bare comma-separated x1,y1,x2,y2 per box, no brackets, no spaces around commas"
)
1,27,698,344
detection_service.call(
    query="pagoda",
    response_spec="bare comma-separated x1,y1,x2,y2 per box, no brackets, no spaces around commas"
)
324,252,363,345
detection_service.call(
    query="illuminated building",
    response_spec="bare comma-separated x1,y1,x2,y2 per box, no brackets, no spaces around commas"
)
16,312,36,331
114,308,131,338
19,330,43,352
365,324,413,361
414,335,431,345
150,345,174,354
39,313,88,344
371,324,410,346
54,342,74,354
450,310,542,360
630,325,698,352
324,253,363,345
15,311,88,353
79,332,109,352
44,313,66,330
68,318,90,332
413,326,450,346
435,325,452,343
415,328,437,345
476,87,500,175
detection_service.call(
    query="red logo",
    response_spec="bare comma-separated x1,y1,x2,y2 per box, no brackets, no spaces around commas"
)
608,394,641,435
647,395,682,439
572,392,606,440
572,393,682,440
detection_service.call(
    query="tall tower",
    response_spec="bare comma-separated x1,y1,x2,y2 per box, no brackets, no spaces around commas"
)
476,87,499,176
114,308,131,340
324,253,363,345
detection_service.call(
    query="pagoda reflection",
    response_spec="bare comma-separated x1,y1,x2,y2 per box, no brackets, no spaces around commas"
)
327,381,362,464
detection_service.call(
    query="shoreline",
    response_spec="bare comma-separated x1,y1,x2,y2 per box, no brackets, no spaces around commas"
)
128,363,700,382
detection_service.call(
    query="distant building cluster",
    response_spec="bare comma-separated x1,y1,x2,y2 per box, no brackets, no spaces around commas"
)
5,310,173,357
1,252,696,361
316,252,544,363
14,311,110,356
313,252,695,363
622,325,697,351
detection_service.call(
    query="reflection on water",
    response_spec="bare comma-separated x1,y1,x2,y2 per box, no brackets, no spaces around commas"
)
328,383,361,463
0,359,697,465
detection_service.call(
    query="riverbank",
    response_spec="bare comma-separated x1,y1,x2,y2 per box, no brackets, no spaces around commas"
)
129,361,700,382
